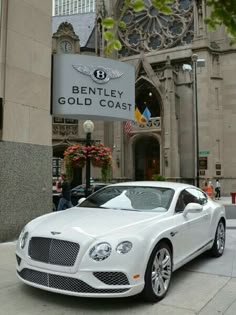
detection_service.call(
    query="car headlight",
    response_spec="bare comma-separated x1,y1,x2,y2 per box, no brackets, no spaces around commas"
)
19,228,29,249
89,242,112,261
116,241,132,254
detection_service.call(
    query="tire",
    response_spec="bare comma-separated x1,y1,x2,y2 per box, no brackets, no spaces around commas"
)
209,220,225,257
142,242,172,303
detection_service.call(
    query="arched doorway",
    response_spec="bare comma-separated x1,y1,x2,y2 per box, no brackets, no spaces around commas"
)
133,77,162,180
135,79,161,118
134,136,160,180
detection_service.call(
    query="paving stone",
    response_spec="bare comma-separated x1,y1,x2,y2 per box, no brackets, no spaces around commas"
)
160,270,229,312
198,278,236,315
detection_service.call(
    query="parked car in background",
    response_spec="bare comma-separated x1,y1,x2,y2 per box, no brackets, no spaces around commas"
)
53,182,107,210
71,182,107,205
70,184,86,206
18,181,225,302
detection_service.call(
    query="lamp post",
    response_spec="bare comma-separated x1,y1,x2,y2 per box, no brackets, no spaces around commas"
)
83,120,95,197
192,54,199,187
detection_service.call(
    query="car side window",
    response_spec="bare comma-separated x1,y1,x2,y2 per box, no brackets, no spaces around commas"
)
175,189,201,213
175,191,186,213
197,190,208,205
185,188,201,204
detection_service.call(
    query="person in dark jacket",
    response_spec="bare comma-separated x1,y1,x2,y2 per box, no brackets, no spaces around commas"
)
57,173,73,211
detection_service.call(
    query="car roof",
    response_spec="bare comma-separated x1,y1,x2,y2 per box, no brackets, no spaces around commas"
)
106,181,196,190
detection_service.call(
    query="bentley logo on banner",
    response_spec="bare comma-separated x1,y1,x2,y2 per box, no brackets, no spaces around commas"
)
73,65,123,84
52,55,135,121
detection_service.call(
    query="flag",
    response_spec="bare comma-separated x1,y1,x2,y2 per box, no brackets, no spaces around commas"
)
135,107,142,122
124,121,132,135
142,107,151,121
140,115,147,123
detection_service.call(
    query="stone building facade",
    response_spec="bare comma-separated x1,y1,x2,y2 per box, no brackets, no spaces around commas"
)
103,0,236,194
52,0,236,195
0,0,52,241
1,0,235,241
50,0,236,195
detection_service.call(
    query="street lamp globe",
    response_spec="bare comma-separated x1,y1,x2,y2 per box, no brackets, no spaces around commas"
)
83,120,94,134
191,54,198,63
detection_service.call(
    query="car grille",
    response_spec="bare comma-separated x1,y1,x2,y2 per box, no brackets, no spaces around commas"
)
18,269,129,294
28,237,80,266
93,272,129,285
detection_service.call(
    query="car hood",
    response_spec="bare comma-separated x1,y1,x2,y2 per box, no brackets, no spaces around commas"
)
30,207,166,239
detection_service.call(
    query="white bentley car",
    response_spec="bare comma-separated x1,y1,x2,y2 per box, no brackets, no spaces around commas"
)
16,182,226,302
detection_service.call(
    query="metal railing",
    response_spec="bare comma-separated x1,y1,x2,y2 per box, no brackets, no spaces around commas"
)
52,124,79,138
131,117,161,132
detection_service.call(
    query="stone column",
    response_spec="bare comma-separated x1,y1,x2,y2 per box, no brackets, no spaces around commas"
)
162,58,180,179
194,0,207,38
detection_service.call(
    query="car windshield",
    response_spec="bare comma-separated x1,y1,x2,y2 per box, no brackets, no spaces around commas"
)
78,186,174,212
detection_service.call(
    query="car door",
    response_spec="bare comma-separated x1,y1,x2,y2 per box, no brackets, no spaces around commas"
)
172,188,211,267
184,188,211,250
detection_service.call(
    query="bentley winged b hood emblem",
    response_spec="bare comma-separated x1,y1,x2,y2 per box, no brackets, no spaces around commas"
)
51,231,61,235
73,65,123,84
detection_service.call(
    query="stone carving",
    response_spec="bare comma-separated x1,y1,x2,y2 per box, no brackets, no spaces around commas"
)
131,117,162,132
53,22,79,40
119,0,194,56
52,125,78,138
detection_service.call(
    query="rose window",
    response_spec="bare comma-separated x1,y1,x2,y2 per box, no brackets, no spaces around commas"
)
118,0,194,56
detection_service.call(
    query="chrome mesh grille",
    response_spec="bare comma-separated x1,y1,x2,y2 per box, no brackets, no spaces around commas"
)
93,272,129,285
28,237,80,266
18,269,129,294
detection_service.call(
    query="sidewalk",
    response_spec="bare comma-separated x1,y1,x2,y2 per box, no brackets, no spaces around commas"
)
216,196,234,205
216,196,236,221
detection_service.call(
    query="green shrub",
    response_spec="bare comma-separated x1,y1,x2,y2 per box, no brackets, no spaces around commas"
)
152,174,166,181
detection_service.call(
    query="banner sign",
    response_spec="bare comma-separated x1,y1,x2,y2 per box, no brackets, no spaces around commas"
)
52,55,135,121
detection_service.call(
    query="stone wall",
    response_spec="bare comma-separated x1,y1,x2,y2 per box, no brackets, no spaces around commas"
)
0,0,52,241
0,141,52,242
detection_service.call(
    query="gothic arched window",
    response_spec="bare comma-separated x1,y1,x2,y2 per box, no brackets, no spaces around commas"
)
119,0,194,57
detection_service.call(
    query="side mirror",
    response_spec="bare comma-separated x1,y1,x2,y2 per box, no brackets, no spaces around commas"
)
183,203,203,217
78,197,86,205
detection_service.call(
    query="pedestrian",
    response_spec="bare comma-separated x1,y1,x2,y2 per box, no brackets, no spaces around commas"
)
202,179,208,192
55,176,62,193
207,178,214,199
215,179,221,200
57,173,73,211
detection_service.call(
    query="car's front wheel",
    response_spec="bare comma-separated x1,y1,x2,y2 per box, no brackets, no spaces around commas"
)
210,220,225,257
142,242,172,302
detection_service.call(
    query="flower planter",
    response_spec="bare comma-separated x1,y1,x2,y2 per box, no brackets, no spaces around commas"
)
91,160,104,168
64,143,112,174
73,161,85,168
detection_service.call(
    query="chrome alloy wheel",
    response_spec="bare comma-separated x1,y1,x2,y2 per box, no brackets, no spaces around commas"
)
216,221,225,254
151,248,172,297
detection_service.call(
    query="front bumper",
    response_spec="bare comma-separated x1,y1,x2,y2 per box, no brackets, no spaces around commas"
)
16,250,145,298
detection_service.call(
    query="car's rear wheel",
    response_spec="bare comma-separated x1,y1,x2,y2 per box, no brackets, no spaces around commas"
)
142,242,172,302
210,220,225,257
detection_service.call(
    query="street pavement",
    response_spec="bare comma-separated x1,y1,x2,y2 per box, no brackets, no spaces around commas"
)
1,198,236,315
